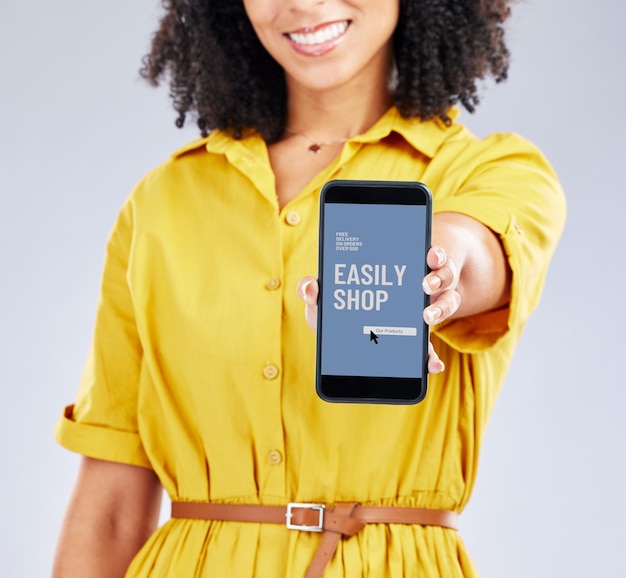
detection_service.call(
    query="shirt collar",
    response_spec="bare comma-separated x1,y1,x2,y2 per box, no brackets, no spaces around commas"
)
171,128,264,160
352,106,461,159
171,106,461,160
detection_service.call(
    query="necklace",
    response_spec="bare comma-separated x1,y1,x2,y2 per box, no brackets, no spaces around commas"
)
285,128,350,154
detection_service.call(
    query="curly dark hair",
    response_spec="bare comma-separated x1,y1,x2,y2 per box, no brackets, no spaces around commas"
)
141,0,512,141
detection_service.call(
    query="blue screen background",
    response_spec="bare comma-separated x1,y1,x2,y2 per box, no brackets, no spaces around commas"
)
320,203,428,378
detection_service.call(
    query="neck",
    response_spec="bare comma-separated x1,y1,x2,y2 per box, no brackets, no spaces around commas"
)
284,69,394,143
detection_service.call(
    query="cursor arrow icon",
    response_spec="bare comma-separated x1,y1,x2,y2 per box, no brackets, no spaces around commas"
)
370,331,379,344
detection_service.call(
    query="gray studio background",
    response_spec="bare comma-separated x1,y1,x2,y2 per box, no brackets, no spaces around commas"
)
1,1,624,576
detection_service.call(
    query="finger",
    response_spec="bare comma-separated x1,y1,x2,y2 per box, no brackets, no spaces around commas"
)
422,272,442,295
428,341,445,374
422,258,459,295
297,276,319,331
426,245,447,270
304,304,317,331
424,289,461,325
297,276,318,304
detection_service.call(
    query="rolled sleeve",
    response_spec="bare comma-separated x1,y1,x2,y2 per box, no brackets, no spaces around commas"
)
432,133,566,353
55,199,151,469
54,404,151,468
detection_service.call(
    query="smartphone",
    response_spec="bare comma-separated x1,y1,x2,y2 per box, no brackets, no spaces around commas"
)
316,180,432,405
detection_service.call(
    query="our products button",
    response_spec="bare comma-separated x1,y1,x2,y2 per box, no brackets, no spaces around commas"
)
362,326,417,337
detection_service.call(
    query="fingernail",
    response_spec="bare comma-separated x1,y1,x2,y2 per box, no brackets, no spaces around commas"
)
424,306,442,324
422,276,441,293
435,249,446,267
301,279,313,298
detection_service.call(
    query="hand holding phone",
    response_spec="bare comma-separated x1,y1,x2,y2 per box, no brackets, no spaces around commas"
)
315,180,432,405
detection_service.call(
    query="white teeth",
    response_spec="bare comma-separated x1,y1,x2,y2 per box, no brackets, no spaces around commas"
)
288,21,348,46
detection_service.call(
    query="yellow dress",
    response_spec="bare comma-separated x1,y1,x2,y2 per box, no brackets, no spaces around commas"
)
55,107,566,577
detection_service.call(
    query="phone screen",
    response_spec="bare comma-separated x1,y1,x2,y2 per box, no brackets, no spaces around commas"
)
316,180,432,404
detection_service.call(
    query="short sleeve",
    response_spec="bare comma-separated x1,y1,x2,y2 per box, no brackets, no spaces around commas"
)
54,199,151,468
432,133,566,352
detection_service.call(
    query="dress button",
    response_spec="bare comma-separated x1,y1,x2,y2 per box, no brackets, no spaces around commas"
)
263,364,280,380
266,277,281,291
285,211,302,226
267,450,283,466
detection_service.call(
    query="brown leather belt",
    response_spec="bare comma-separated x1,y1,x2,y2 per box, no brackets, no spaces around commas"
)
171,501,458,578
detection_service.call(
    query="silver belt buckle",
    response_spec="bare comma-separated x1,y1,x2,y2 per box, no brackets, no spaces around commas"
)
286,502,325,532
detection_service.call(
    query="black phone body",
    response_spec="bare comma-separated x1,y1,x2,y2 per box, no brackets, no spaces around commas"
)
316,180,432,405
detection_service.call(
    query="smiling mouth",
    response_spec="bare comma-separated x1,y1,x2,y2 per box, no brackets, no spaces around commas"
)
286,21,350,46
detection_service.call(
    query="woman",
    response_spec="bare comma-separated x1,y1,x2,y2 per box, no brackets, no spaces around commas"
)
53,0,565,576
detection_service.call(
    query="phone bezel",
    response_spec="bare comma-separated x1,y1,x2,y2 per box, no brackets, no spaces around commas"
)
316,180,432,405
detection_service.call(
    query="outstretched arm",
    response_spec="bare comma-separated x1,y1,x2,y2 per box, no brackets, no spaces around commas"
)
298,211,511,373
423,212,511,324
53,457,162,578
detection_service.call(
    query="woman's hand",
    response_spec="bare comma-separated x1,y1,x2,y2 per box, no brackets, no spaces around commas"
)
422,245,461,326
297,276,319,333
297,212,510,376
421,245,462,373
296,274,448,374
